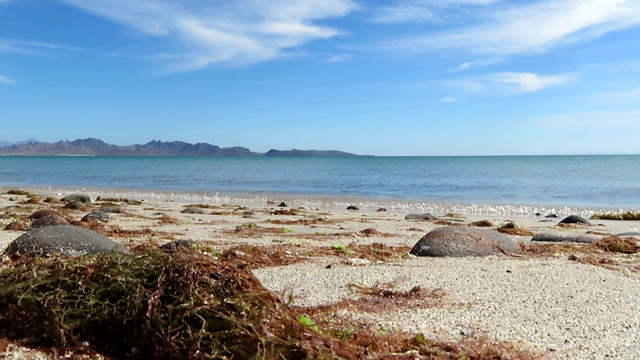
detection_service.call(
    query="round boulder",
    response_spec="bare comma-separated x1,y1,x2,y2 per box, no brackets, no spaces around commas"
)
28,209,60,220
64,202,85,210
61,194,91,203
181,206,207,214
82,211,110,223
410,226,523,257
4,225,130,258
558,215,590,225
531,233,600,244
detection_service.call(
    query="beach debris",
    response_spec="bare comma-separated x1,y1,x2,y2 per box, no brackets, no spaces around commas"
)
277,202,287,207
443,213,466,219
497,222,535,236
531,232,600,243
545,214,559,218
180,206,207,214
81,211,110,223
591,211,640,220
159,239,196,251
470,220,493,227
4,225,131,258
347,205,359,211
558,215,591,225
4,221,28,231
410,226,524,257
60,194,91,203
31,215,69,229
64,201,85,210
241,210,256,216
28,209,60,220
96,196,142,205
376,207,387,212
404,213,440,221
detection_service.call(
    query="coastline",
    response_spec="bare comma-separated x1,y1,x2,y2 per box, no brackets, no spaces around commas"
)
1,186,639,359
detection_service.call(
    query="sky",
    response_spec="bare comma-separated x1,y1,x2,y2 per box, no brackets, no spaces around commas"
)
1,0,640,156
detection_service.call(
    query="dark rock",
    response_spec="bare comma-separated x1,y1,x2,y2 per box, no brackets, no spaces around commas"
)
100,206,124,213
277,202,287,207
159,239,196,251
4,225,130,257
242,211,256,216
31,215,69,229
405,213,440,221
61,194,91,203
82,211,110,223
531,233,600,243
65,201,85,210
410,226,523,257
616,231,640,238
347,206,359,211
181,206,207,214
376,208,387,212
29,209,61,220
545,214,559,218
558,215,591,225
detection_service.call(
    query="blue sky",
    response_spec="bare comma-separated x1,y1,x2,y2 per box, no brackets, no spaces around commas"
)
1,0,639,156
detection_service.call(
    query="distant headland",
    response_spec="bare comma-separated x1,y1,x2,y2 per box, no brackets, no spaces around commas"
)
0,138,360,157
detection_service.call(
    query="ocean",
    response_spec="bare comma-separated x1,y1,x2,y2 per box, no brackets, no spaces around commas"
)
0,155,638,215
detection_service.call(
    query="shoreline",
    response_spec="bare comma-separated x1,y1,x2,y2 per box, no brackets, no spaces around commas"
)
2,184,637,218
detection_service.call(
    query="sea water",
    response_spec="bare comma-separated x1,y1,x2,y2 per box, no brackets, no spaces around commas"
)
0,155,638,215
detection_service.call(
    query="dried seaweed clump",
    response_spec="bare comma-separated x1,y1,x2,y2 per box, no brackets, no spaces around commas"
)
594,236,640,254
590,211,640,220
0,250,353,359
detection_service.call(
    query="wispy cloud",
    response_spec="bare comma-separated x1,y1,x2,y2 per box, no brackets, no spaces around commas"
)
0,75,16,84
447,71,576,94
371,0,501,24
376,0,640,55
450,56,504,71
57,0,359,72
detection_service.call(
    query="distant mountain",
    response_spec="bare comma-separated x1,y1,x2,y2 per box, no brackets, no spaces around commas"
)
0,138,359,157
0,138,41,148
264,149,357,157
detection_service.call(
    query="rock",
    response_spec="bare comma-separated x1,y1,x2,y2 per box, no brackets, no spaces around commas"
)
64,201,85,210
558,215,590,225
28,209,60,220
4,225,130,258
100,206,124,213
497,223,535,236
616,232,640,239
405,213,440,221
159,239,196,251
181,206,207,214
242,211,256,216
545,214,559,218
31,215,69,229
82,211,110,223
410,226,523,257
376,208,387,212
531,233,600,243
277,202,287,207
347,206,359,211
61,194,91,203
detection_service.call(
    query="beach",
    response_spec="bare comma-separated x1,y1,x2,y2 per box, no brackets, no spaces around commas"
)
0,187,639,359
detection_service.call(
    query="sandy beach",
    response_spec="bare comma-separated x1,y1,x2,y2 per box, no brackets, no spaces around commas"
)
0,187,639,359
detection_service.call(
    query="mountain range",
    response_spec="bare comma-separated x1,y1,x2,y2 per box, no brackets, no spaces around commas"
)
0,138,358,157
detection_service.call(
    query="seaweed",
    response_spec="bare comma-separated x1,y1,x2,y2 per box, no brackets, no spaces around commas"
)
590,211,640,220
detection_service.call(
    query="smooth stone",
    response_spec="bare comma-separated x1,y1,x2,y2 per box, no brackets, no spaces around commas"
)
558,215,591,225
181,206,207,214
242,211,256,216
100,206,124,213
545,214,559,218
61,194,91,203
405,213,440,221
64,202,85,210
347,205,359,211
531,233,600,243
277,202,287,207
31,215,69,229
616,232,640,238
5,225,130,257
82,211,110,223
410,226,523,257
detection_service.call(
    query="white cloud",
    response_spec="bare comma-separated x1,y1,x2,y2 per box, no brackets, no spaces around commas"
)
446,71,575,94
0,75,16,84
57,0,358,71
377,0,640,55
371,0,501,24
451,56,503,71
